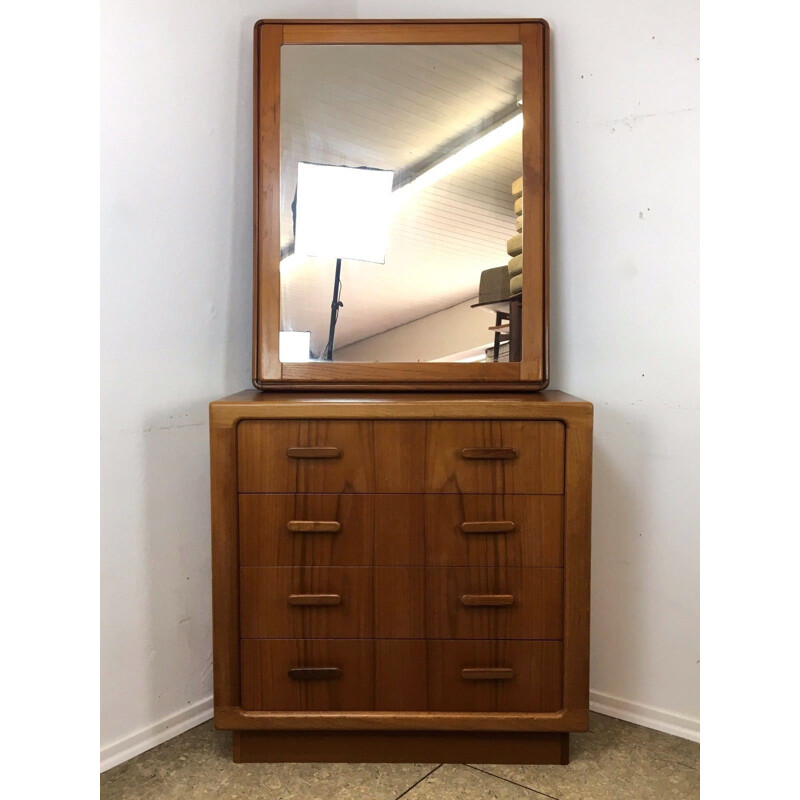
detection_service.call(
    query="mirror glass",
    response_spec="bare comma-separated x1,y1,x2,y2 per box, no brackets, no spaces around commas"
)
279,44,523,364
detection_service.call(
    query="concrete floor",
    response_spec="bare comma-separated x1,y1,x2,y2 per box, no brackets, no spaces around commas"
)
101,712,699,799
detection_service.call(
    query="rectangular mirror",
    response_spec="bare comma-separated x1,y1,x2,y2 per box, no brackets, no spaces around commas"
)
279,44,523,365
252,21,548,389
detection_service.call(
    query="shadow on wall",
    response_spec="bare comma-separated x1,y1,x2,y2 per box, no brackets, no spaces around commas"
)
589,403,651,704
543,25,563,391
119,14,261,750
225,15,263,391
142,404,214,732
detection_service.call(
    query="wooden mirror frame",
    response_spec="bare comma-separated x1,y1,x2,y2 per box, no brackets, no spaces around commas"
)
252,19,549,391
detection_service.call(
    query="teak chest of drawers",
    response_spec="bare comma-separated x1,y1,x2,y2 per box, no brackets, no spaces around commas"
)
210,391,592,763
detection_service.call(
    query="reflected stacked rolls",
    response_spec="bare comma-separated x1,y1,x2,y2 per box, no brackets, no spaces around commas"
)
509,176,523,295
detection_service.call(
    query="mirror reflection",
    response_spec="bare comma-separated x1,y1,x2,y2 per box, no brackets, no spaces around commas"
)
279,44,523,363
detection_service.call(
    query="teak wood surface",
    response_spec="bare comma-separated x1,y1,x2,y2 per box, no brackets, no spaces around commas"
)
238,493,564,567
251,19,550,391
210,391,592,741
241,640,563,714
239,566,564,640
237,419,565,494
233,730,569,764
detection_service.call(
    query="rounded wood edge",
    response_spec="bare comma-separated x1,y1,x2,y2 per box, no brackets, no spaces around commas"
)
252,381,547,392
287,520,342,533
214,706,587,732
210,394,593,428
255,19,550,28
460,594,515,607
461,667,515,680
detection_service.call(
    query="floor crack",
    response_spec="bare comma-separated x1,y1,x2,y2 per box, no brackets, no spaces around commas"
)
394,764,443,799
466,765,563,799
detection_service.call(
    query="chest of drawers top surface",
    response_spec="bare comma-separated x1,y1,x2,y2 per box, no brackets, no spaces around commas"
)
210,390,592,421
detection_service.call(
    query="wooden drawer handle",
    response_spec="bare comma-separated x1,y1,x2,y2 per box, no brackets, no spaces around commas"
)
288,594,341,606
286,446,341,459
460,447,517,460
462,667,515,681
288,667,341,681
460,594,515,607
460,521,515,534
287,521,341,533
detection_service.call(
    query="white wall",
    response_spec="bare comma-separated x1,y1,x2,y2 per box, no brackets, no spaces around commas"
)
100,0,359,770
101,0,699,768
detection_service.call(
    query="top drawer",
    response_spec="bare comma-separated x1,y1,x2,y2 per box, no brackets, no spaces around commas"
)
237,420,565,494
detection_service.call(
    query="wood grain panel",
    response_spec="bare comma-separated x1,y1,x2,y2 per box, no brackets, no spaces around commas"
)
423,421,564,494
239,420,564,493
373,568,426,638
238,420,376,493
214,390,592,422
234,729,568,764
562,413,593,715
240,567,373,639
423,494,563,567
240,493,426,567
373,421,427,493
426,567,563,640
254,24,282,381
240,494,373,566
242,566,561,640
210,422,240,709
428,640,562,712
242,639,561,714
520,21,548,382
281,23,521,45
374,640,428,711
371,494,425,565
219,706,587,732
276,362,523,388
241,640,374,710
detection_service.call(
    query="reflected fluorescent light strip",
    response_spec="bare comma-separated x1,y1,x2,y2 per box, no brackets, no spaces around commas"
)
281,111,523,273
392,112,523,202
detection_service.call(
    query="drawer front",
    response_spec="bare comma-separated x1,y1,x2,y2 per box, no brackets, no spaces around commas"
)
241,567,562,639
423,421,565,494
240,567,426,639
241,641,430,712
238,420,380,493
237,420,564,494
374,640,429,710
426,567,564,640
427,640,563,712
423,495,563,567
240,567,373,639
241,640,374,711
240,494,562,568
239,494,425,567
241,640,562,712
